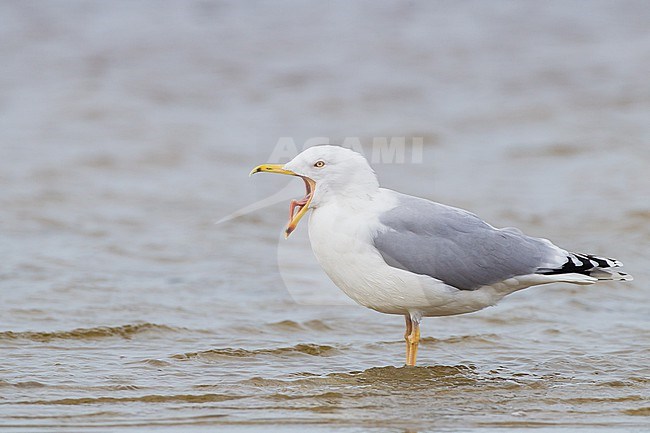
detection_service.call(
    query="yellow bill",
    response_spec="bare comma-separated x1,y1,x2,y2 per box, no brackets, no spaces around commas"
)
250,164,316,238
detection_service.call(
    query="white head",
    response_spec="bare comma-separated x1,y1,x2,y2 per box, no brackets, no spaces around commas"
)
251,145,379,237
284,145,379,205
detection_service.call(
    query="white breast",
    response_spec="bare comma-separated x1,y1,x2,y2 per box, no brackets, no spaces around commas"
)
307,189,515,317
307,190,482,316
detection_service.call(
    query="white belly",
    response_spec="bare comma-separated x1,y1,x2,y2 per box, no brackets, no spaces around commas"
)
307,195,504,317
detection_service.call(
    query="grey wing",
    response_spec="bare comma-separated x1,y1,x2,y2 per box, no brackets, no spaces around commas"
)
373,193,563,290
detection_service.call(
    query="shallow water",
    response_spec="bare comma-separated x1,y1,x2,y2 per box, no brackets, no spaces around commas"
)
1,0,649,431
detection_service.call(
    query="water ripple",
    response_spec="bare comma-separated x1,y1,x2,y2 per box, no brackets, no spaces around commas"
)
172,343,339,360
22,393,242,405
0,323,178,342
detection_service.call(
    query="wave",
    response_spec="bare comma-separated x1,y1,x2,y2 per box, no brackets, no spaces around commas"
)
265,320,333,331
238,365,480,390
624,407,650,416
0,323,178,342
327,365,477,384
24,393,241,405
0,379,47,388
172,343,338,360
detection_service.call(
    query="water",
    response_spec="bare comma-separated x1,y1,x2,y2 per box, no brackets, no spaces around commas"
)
1,1,649,431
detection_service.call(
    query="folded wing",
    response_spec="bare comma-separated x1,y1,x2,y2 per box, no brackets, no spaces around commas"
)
373,192,569,290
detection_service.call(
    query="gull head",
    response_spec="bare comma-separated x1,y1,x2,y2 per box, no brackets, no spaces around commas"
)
250,145,379,238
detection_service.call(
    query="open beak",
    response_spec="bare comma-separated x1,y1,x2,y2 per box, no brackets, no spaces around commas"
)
250,164,316,238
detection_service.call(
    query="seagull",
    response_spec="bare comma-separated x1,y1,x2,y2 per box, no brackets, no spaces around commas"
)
250,145,632,366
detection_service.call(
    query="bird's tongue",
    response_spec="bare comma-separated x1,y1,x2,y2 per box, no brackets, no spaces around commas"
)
288,195,309,225
284,176,315,238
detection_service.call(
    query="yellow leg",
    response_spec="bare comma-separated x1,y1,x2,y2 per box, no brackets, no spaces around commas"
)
404,315,413,363
406,318,421,367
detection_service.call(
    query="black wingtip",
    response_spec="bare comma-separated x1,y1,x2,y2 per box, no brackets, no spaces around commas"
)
537,253,626,277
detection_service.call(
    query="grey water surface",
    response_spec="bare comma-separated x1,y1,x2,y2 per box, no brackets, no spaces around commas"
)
1,1,649,431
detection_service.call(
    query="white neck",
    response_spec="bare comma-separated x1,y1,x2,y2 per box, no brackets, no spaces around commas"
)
311,167,379,208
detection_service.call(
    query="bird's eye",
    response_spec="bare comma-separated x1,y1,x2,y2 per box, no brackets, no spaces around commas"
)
314,160,325,168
